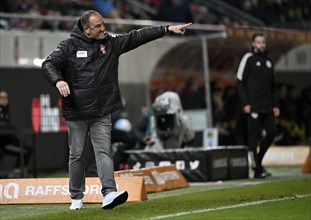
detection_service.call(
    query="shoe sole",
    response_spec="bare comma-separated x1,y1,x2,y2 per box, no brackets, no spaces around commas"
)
69,205,83,210
102,191,128,209
70,207,82,210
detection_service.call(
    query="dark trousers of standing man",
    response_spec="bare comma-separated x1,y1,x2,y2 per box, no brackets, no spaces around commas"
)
247,112,277,175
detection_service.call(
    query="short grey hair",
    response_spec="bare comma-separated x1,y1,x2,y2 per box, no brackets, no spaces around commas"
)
80,10,100,28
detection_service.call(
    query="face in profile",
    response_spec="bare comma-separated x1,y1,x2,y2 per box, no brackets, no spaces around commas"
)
252,35,266,53
83,13,106,40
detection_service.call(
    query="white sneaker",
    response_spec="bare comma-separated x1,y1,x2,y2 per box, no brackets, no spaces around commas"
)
70,199,83,210
102,191,128,209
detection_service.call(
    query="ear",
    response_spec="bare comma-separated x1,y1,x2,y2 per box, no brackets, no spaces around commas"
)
83,26,90,35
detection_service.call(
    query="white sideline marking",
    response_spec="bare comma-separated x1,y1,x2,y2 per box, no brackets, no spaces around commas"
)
148,194,311,220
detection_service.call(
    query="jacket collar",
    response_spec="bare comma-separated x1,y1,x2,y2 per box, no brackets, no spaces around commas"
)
251,47,269,57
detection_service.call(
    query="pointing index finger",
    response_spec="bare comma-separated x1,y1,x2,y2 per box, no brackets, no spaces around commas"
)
182,23,192,29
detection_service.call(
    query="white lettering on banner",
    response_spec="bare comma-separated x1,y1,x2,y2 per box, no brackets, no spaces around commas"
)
46,186,53,195
36,186,44,195
158,161,171,167
189,160,200,170
265,152,294,161
61,185,69,195
145,161,156,168
118,172,155,185
25,185,70,196
133,160,201,171
84,185,101,195
118,173,134,177
175,160,185,170
230,158,247,167
0,183,19,199
25,186,34,195
40,94,60,132
151,171,166,185
213,158,228,168
160,171,180,181
143,175,155,185
1,183,104,201
48,185,59,195
133,162,142,169
52,185,61,195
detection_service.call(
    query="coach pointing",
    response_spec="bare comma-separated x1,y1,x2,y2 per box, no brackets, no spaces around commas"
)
42,10,191,210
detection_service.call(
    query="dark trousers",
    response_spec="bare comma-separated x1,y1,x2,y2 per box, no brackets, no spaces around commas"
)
247,113,277,173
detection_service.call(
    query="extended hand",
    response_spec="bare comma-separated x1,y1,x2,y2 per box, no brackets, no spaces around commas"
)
168,23,192,35
56,81,70,97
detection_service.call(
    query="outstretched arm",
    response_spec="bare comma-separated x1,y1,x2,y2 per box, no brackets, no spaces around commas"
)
112,23,192,55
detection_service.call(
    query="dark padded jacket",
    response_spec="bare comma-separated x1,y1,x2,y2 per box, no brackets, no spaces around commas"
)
42,20,166,119
236,50,278,114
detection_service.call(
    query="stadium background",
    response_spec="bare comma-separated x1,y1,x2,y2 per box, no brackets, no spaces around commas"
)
0,0,310,174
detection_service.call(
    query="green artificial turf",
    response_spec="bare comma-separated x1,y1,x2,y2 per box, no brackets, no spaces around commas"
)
1,173,310,220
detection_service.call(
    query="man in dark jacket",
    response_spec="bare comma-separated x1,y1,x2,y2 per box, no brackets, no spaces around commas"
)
236,32,280,179
42,10,191,210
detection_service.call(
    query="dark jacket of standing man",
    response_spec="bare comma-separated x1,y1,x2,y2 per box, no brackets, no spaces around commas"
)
43,18,162,119
236,32,280,179
42,10,191,210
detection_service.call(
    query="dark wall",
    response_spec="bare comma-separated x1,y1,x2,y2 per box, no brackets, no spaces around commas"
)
0,67,68,172
0,68,60,128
